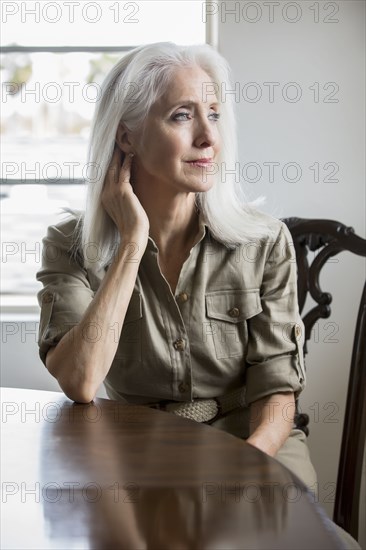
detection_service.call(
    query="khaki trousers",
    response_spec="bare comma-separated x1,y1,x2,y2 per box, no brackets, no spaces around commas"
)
277,429,361,550
212,412,361,550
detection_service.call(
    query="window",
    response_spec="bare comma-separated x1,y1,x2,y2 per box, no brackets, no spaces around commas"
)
1,1,210,310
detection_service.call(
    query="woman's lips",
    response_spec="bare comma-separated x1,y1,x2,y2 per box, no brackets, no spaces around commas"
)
185,158,214,167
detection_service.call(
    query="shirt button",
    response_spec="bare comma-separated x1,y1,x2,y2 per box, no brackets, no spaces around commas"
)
177,292,189,303
228,307,240,318
173,338,186,351
178,382,188,393
42,292,53,304
294,324,302,339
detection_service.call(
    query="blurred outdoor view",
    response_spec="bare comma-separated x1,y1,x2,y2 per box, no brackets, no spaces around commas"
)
0,1,206,301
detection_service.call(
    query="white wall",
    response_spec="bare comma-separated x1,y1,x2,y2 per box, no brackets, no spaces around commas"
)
216,0,365,543
0,315,108,399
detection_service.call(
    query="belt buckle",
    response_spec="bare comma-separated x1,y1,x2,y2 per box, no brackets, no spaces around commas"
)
202,397,222,425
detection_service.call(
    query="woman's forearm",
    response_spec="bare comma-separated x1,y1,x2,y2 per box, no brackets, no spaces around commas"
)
246,392,295,457
46,237,145,403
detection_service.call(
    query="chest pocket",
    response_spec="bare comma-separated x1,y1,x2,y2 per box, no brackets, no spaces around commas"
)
205,289,262,359
118,292,143,360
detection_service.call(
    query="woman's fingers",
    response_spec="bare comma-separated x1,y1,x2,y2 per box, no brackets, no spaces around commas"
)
106,149,133,188
101,147,149,241
105,146,123,187
118,153,134,185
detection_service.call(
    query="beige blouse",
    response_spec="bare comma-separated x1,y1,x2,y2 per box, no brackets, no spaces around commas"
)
36,211,305,438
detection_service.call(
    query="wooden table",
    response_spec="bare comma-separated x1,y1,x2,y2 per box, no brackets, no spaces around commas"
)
1,388,344,549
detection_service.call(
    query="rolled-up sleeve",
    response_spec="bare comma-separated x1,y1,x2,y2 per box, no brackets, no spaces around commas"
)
244,222,306,405
36,217,95,365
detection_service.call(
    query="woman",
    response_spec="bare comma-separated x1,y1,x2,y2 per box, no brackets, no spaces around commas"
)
36,42,359,548
38,43,310,470
37,39,309,466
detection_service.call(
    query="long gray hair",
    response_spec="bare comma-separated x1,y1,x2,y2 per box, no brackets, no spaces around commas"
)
80,41,269,269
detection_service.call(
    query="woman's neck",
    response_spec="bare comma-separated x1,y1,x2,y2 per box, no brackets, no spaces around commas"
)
137,189,200,259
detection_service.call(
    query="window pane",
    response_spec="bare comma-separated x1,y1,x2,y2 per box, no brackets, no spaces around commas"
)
1,1,207,300
1,184,86,295
1,1,206,47
1,51,124,178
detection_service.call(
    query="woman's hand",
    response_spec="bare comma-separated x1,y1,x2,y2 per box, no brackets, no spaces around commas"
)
246,392,295,457
101,146,150,248
46,147,150,402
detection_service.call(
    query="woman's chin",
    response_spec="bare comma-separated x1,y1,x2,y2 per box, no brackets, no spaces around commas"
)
184,176,216,193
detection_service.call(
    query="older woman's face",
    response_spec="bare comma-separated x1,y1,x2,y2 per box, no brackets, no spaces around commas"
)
130,65,221,195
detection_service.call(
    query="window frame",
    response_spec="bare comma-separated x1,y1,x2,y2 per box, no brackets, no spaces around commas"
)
0,5,217,311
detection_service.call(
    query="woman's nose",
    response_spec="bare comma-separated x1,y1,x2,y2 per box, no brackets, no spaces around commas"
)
194,117,217,148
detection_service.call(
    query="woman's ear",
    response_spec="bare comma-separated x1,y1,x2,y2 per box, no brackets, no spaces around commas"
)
115,122,134,154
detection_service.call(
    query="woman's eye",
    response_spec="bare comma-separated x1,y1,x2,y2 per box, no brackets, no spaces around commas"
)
173,112,191,121
209,112,220,121
172,111,220,122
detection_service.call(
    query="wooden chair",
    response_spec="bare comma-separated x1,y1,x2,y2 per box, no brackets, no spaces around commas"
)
282,217,366,540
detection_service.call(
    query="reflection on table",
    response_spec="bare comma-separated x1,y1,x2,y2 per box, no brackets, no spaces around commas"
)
1,388,344,549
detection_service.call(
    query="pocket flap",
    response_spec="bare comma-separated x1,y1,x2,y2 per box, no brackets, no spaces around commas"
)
206,289,262,323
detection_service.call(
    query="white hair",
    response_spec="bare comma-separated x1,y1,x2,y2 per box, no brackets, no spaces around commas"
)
79,42,271,269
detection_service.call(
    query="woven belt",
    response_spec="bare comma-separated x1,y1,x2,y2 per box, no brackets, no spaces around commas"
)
148,386,247,424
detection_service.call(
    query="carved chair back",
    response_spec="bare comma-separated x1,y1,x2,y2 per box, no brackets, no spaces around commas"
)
282,217,366,540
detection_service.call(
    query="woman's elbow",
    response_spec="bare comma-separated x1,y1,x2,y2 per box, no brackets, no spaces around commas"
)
58,377,97,404
45,347,97,403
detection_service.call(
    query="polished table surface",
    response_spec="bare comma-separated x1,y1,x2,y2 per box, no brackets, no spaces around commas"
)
1,387,344,549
